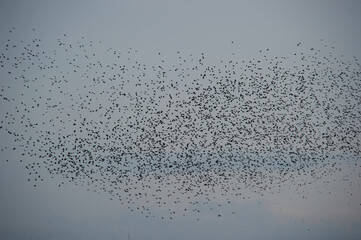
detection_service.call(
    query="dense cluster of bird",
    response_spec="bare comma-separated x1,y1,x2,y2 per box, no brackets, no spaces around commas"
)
1,28,360,219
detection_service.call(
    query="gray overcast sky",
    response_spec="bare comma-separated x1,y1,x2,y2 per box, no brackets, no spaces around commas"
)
1,0,361,240
1,0,361,57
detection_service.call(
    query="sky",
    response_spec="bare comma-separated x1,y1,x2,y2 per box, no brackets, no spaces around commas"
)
0,0,361,240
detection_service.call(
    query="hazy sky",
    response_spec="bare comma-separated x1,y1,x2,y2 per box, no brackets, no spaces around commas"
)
1,1,361,240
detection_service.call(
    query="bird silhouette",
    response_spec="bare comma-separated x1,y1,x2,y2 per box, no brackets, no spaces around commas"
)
0,28,360,220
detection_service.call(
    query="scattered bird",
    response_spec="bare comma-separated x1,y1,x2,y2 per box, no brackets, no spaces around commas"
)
0,28,360,220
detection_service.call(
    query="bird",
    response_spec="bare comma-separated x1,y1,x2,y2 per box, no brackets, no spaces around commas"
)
0,28,360,220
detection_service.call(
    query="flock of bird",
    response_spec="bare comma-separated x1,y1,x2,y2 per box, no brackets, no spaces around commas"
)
1,27,360,219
